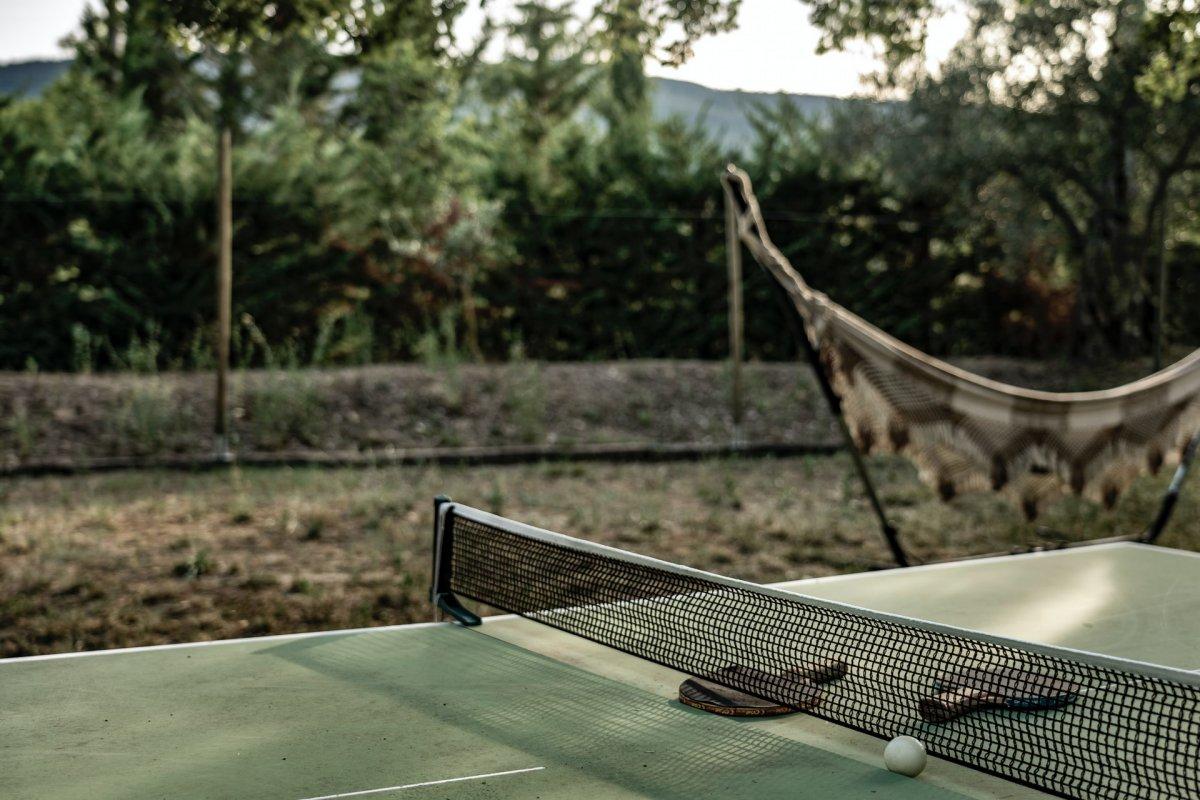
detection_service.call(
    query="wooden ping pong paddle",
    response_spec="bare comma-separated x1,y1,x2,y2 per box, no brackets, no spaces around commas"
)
679,661,848,717
919,666,1078,724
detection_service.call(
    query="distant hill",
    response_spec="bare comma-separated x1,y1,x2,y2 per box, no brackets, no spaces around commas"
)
650,77,842,150
0,59,71,97
0,59,847,151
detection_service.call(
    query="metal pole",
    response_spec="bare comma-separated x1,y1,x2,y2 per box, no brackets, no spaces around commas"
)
1142,432,1200,543
755,264,909,566
215,128,233,461
788,299,910,567
725,187,745,440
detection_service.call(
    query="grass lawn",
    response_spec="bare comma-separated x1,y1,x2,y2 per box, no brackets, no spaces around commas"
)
2,454,1196,658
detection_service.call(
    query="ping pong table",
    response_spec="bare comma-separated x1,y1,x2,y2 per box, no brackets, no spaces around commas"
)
4,508,1200,800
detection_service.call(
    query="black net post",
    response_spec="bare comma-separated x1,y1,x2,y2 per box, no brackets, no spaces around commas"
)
430,495,481,625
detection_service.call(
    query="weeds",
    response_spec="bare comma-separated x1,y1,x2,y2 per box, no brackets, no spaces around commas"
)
241,574,281,591
485,480,505,515
113,324,165,373
503,343,546,444
113,380,183,455
6,401,37,459
697,467,742,510
302,517,325,541
289,577,314,595
186,328,216,370
71,324,94,374
416,310,467,410
70,322,167,374
312,308,375,366
242,370,323,449
229,501,254,525
172,549,214,579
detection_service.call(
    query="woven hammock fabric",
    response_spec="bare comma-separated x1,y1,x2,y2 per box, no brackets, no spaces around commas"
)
722,165,1200,518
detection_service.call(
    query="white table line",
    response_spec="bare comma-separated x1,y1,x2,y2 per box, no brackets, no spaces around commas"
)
296,766,546,800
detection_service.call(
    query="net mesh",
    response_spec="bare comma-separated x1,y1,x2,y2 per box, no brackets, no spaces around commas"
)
443,509,1200,800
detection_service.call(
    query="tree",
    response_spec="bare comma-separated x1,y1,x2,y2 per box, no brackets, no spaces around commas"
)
1136,1,1200,106
481,1,597,147
67,0,202,124
591,0,741,114
67,1,473,133
1,1,500,372
808,0,1200,353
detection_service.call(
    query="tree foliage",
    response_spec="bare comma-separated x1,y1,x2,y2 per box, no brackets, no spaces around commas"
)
6,0,1194,371
809,0,1200,353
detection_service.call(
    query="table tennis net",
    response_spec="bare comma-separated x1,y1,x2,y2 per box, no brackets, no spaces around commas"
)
434,504,1200,800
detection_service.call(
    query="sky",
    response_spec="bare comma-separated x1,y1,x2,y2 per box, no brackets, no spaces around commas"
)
0,0,967,98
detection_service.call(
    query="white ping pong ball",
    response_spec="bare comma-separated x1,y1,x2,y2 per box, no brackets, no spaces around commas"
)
884,735,927,777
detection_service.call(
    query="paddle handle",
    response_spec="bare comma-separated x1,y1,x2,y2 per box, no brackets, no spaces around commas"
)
919,687,997,723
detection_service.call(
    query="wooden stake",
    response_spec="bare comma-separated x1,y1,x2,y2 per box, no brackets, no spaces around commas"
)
725,186,745,436
1155,202,1168,371
215,128,233,460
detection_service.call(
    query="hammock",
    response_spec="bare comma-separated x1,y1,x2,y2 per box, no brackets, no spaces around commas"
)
722,165,1200,519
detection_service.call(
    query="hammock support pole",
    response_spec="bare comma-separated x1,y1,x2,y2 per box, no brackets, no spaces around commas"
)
785,287,910,568
1142,432,1200,543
